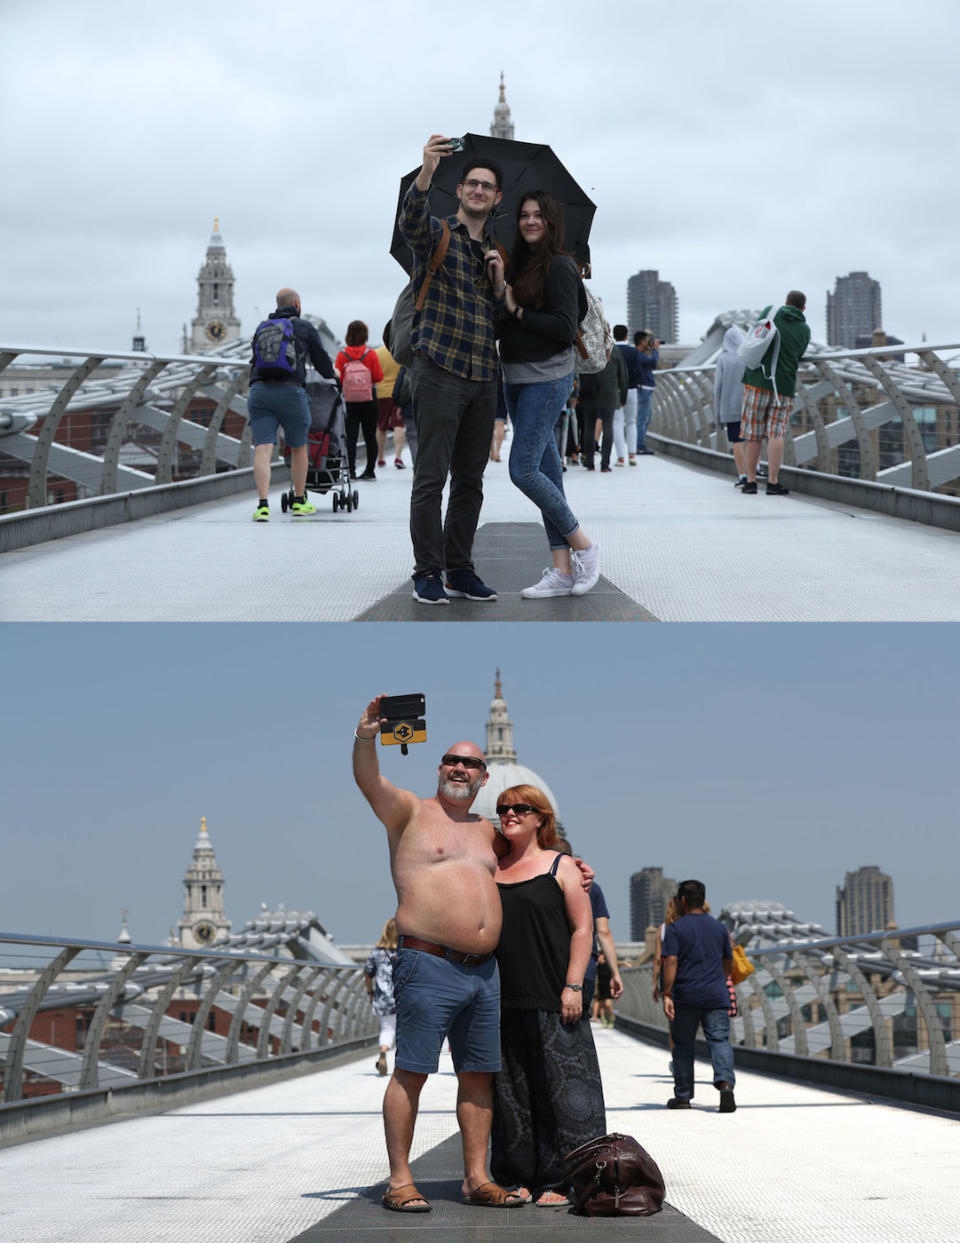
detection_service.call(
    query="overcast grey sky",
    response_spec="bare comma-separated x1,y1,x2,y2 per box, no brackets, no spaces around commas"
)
2,0,958,357
1,623,954,950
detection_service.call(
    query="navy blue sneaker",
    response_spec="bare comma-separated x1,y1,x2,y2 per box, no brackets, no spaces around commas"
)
444,570,498,602
412,574,450,606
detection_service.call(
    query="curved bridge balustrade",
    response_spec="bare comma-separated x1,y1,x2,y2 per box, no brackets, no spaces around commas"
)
651,336,960,496
0,932,376,1108
617,921,960,1080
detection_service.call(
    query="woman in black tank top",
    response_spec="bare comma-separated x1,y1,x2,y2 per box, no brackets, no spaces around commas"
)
491,783,606,1206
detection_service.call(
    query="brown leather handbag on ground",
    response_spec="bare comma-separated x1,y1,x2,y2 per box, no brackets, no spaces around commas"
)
562,1132,666,1217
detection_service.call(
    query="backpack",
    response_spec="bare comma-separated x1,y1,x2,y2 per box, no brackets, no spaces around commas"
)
575,284,614,375
563,1132,665,1217
389,222,452,367
252,316,298,378
737,305,781,398
341,348,374,403
393,366,411,410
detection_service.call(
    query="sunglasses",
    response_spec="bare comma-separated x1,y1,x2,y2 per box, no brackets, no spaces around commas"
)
441,754,486,770
496,803,540,818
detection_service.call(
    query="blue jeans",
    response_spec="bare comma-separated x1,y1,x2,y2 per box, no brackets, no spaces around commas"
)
636,386,653,449
669,1004,735,1100
504,372,578,550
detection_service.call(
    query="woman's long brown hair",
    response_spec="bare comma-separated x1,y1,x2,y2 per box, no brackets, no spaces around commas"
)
506,191,569,310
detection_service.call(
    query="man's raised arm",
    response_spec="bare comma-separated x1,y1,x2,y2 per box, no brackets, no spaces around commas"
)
353,695,418,834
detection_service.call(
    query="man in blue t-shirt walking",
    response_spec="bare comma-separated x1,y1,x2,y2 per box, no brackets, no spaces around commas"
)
661,879,736,1112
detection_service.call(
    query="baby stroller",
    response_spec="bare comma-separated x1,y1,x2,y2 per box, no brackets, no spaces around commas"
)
280,371,359,514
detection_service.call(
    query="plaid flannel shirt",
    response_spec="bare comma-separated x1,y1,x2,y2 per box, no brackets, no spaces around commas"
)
398,184,500,382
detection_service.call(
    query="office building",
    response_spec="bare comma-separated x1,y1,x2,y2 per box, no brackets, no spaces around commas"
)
626,271,678,343
826,271,882,349
836,865,894,937
629,867,676,941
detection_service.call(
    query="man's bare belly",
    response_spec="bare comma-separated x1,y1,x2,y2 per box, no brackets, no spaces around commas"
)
395,858,502,954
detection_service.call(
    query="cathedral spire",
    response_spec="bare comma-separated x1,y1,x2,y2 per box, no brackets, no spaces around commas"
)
490,72,515,141
485,670,517,763
179,816,231,949
190,219,241,352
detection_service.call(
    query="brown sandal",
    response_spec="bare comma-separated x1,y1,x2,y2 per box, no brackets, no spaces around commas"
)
382,1183,431,1212
461,1180,526,1207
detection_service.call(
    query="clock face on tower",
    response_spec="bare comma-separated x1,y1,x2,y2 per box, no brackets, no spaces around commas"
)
193,920,217,945
205,319,226,342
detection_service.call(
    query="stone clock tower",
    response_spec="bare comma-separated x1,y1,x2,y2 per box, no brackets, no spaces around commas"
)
188,218,242,353
178,817,231,949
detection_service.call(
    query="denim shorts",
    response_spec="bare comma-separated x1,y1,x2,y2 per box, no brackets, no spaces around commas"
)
393,947,501,1075
725,420,743,444
247,380,311,448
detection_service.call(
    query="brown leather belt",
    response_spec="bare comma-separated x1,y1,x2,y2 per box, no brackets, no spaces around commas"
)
398,935,493,966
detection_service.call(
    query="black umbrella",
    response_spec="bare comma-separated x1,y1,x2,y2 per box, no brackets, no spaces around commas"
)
390,133,595,276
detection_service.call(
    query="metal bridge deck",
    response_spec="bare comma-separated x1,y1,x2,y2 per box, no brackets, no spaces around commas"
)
2,446,960,622
2,1027,956,1243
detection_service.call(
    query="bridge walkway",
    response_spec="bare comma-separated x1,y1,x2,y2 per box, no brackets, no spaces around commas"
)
2,1027,956,1242
2,444,960,622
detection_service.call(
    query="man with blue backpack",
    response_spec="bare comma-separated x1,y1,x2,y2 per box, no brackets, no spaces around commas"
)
248,287,336,521
739,291,810,496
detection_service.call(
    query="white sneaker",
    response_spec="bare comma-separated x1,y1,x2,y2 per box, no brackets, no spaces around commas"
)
521,567,574,599
570,541,601,596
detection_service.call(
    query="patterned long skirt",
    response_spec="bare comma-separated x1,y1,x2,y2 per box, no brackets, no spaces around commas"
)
490,1007,606,1197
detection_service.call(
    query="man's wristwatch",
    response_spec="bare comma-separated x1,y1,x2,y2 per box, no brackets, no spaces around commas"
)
564,983,582,992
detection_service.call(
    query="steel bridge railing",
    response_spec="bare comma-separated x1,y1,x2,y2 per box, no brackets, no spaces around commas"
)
0,932,376,1106
651,340,960,496
617,920,960,1079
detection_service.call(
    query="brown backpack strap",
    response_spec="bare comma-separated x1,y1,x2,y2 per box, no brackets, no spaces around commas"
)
413,221,451,312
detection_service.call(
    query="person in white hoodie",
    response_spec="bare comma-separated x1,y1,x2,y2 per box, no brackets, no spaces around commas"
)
713,326,747,486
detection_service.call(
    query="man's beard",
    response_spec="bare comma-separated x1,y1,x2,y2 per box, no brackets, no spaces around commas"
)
438,774,481,802
458,198,490,222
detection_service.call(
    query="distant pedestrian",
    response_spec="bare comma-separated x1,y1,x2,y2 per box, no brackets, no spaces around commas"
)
579,347,628,472
612,325,642,465
375,325,407,470
634,332,659,455
488,191,602,599
247,287,335,522
740,291,811,495
559,840,623,1020
365,917,399,1077
713,326,747,486
661,879,736,1113
336,320,384,481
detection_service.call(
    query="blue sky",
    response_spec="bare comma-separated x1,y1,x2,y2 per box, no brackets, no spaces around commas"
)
1,623,954,950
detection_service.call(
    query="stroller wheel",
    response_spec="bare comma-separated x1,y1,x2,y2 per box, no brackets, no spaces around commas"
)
332,493,339,512
345,494,353,512
280,492,288,513
352,490,360,509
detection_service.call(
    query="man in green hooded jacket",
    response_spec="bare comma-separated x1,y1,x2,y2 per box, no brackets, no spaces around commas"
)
740,291,810,495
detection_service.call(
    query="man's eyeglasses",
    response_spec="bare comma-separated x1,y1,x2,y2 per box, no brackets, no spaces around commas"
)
461,178,497,193
496,803,539,817
441,754,487,770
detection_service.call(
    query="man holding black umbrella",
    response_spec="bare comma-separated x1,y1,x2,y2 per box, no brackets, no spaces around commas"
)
398,135,506,606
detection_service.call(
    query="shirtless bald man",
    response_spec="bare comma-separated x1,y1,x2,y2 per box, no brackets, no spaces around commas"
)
354,694,523,1213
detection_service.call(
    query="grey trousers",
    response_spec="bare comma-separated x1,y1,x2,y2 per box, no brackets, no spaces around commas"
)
409,355,497,578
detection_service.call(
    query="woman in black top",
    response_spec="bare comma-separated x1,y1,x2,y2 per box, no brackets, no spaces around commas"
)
491,784,606,1205
488,192,602,599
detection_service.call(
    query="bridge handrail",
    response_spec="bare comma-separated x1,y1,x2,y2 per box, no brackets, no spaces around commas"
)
651,339,960,494
0,931,376,1106
617,919,960,1079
